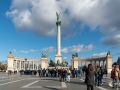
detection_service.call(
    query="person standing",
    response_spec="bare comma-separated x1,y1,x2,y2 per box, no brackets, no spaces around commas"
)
67,69,71,82
60,68,65,82
95,66,99,86
111,65,120,89
86,64,95,90
98,67,104,86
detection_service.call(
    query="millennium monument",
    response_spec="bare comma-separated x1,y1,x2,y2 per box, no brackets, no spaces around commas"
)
55,12,62,64
7,12,64,72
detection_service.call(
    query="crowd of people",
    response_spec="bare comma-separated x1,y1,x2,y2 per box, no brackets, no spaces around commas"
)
85,64,120,90
7,64,120,90
19,68,80,82
84,64,106,90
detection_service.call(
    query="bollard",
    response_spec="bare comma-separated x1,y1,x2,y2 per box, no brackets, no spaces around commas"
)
61,82,67,88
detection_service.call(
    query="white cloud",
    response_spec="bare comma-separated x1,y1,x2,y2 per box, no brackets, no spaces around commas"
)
92,52,107,57
102,34,120,47
6,0,120,46
41,46,55,52
6,0,59,36
19,49,40,54
62,44,94,53
19,50,29,54
29,49,40,53
18,44,94,54
19,46,55,54
63,57,67,60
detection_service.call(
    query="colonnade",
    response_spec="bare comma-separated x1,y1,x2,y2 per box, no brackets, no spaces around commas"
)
7,52,49,72
13,59,41,71
79,58,106,68
72,51,112,73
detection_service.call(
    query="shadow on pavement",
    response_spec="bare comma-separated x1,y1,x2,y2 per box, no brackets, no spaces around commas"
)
43,86,59,90
68,80,86,86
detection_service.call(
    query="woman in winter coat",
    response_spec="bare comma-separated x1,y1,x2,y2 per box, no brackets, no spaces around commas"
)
86,64,95,90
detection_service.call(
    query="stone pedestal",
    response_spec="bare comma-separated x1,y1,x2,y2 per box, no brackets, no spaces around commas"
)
106,54,112,73
72,57,78,69
41,58,48,69
7,52,14,72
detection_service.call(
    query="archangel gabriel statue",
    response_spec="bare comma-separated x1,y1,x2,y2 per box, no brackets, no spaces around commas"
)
56,12,60,21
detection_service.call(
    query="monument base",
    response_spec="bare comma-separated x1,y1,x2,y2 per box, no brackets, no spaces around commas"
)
55,55,62,64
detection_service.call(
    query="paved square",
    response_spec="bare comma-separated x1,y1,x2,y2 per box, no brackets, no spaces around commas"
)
0,74,116,90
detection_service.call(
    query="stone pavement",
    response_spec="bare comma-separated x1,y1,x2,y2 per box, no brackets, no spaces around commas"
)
0,74,118,90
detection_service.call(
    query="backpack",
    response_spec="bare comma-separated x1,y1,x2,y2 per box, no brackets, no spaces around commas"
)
114,71,119,77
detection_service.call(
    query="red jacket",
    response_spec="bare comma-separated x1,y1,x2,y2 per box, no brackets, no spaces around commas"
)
111,68,120,79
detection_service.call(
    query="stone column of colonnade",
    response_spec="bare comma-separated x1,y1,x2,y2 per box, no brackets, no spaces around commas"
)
33,61,35,70
27,61,32,70
24,61,26,70
20,61,21,70
103,60,105,68
22,61,24,70
20,61,22,70
37,63,39,70
18,60,19,70
29,61,31,70
13,60,15,71
16,60,17,71
18,60,20,70
98,61,100,66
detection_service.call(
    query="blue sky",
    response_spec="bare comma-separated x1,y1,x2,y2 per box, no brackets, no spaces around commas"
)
0,0,120,63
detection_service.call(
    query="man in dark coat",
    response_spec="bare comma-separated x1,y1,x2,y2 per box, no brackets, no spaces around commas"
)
86,64,95,90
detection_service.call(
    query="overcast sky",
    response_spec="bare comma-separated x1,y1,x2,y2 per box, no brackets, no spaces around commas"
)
0,0,120,63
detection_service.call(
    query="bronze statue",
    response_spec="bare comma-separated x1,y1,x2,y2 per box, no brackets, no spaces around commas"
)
56,12,60,21
56,12,61,26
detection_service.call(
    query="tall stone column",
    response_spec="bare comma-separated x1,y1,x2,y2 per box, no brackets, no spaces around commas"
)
55,12,62,64
57,24,61,56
